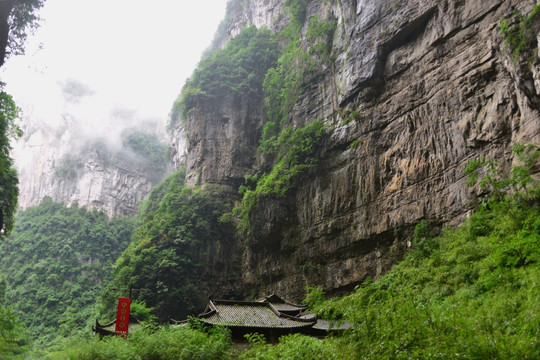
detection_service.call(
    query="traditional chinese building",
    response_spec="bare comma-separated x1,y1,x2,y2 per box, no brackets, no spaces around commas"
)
171,293,351,342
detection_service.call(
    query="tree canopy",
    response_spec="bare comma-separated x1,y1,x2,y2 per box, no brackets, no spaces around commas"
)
0,198,134,349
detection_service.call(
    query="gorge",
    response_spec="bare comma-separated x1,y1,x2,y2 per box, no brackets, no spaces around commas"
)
0,0,539,357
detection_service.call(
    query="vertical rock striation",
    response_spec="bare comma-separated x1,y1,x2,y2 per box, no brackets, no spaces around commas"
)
170,0,540,301
14,121,169,218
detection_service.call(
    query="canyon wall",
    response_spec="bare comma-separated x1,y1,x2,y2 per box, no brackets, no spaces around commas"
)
14,120,169,218
177,0,540,301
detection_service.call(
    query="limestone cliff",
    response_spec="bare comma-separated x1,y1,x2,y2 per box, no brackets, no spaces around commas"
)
14,119,169,218
170,0,540,301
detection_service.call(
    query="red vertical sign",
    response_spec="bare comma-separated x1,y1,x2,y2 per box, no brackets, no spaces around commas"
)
115,297,131,335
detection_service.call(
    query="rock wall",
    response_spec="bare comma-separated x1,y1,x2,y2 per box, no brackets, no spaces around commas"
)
172,0,540,301
14,122,168,218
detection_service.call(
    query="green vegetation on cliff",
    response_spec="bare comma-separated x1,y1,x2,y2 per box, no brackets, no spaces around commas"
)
263,10,335,128
236,119,326,235
0,198,134,349
54,128,169,183
98,168,235,322
500,4,540,61
121,128,169,178
171,25,279,125
234,4,335,237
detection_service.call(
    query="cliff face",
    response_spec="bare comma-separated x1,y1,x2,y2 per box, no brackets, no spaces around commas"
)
14,121,169,217
171,0,540,301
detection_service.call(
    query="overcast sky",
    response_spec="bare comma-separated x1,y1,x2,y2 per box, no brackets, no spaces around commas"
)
0,0,228,135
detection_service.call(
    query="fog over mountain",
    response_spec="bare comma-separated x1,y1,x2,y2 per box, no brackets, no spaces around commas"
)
0,0,228,214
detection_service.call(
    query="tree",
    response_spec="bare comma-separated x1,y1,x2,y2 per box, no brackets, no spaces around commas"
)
0,0,44,66
0,0,45,238
0,91,21,239
0,199,135,348
0,277,30,359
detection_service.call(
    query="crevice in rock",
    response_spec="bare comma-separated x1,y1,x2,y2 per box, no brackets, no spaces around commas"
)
340,6,437,107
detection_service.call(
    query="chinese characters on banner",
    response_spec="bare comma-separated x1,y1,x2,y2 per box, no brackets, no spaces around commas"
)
115,297,131,335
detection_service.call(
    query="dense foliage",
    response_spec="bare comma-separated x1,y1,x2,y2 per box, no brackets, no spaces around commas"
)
48,325,233,360
0,278,30,359
0,91,21,239
308,196,539,358
0,198,134,349
98,168,235,322
171,25,279,126
238,332,353,360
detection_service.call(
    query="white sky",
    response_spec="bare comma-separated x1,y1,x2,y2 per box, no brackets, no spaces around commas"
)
0,0,228,134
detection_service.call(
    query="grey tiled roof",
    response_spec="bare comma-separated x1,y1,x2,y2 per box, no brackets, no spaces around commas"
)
270,302,306,312
200,300,315,329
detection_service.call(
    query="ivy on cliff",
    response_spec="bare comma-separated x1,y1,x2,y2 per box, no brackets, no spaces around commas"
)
284,0,311,36
262,11,335,130
233,2,335,237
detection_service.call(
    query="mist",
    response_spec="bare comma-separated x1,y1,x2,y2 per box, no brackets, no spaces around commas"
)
1,0,228,159
0,0,228,212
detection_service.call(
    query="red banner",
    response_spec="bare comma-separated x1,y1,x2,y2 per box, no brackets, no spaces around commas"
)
115,297,131,335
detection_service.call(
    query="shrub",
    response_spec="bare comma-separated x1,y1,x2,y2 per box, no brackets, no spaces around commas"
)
48,326,233,360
